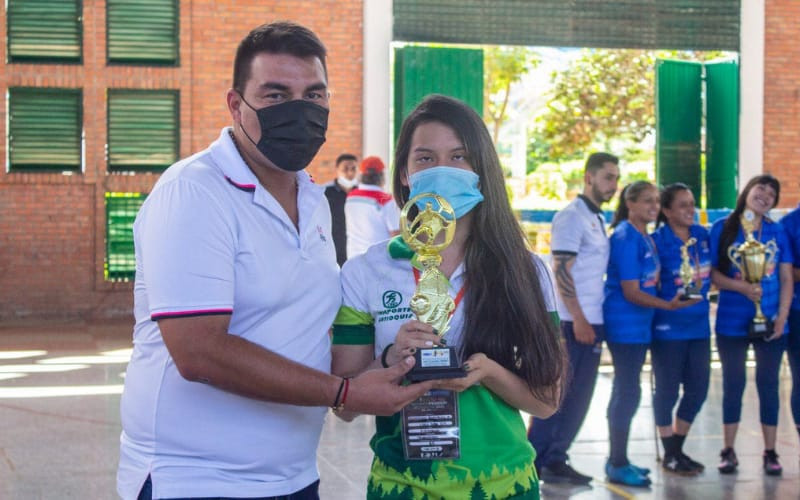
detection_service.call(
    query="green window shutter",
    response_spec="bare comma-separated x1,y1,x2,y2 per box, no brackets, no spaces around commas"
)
7,0,82,62
394,46,483,143
107,0,178,64
8,87,82,172
105,192,146,282
655,59,702,203
107,90,179,172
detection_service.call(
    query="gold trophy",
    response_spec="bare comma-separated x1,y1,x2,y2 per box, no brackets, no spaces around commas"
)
678,237,703,300
728,210,778,338
400,193,466,382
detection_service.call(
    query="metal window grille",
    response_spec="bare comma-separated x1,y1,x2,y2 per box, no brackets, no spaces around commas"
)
7,0,82,62
107,0,179,64
105,192,146,282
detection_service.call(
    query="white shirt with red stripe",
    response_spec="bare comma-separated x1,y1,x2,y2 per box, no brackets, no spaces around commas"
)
117,128,340,499
344,183,400,258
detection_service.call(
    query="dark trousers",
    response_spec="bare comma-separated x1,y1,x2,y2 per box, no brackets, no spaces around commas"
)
137,476,320,500
606,341,649,466
785,309,800,425
528,321,603,468
651,338,710,427
716,334,786,425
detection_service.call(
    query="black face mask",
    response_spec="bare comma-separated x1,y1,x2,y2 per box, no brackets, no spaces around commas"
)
238,95,329,172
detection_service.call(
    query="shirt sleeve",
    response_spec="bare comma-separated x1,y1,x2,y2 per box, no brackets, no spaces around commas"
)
709,219,724,268
332,258,376,345
137,177,236,320
776,223,793,264
382,201,401,232
550,208,581,254
611,228,644,282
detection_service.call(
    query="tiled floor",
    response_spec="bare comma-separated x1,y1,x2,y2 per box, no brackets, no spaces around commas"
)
1,320,798,499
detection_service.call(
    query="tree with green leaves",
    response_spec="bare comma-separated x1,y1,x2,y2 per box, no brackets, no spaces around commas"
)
484,46,539,145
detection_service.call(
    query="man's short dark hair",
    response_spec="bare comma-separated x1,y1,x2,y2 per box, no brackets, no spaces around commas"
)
232,22,327,93
336,153,357,166
361,171,383,186
585,152,619,174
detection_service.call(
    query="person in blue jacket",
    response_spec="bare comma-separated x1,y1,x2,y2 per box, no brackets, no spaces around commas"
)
650,183,712,475
603,181,698,487
709,174,793,476
780,204,800,450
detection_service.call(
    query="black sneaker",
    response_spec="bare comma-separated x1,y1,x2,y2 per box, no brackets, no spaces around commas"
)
539,461,593,485
680,452,705,472
763,450,782,476
718,447,738,474
663,453,700,476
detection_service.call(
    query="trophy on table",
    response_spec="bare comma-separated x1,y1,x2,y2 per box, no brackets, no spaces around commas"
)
399,193,467,382
678,237,703,300
728,210,778,338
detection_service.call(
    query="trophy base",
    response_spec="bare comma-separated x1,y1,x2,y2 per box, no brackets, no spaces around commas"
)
748,319,773,339
406,346,467,383
680,286,703,301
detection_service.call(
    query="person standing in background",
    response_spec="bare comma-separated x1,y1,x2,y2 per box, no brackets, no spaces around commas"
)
345,156,400,257
603,181,698,487
650,183,712,475
324,153,358,266
528,152,619,486
780,203,800,451
710,175,792,476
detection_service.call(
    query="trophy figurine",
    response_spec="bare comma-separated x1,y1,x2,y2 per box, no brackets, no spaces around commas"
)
728,210,778,338
400,193,467,382
678,237,703,300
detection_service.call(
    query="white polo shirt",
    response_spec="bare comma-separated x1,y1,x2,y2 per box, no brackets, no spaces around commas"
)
117,128,341,499
344,184,400,258
550,195,609,324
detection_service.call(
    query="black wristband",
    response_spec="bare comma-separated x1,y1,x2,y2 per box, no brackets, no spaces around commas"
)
331,377,346,409
380,343,394,368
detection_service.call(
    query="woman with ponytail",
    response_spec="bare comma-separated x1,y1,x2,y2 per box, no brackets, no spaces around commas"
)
650,183,712,475
603,181,698,487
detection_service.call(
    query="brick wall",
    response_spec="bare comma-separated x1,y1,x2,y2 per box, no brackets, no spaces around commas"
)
0,0,364,321
764,0,800,206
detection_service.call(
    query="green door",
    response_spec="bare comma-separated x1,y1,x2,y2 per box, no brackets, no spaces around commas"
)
705,59,739,209
394,46,483,142
655,59,702,202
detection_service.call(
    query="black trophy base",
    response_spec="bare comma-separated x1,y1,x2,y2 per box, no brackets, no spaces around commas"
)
748,319,773,339
406,346,467,383
680,286,703,301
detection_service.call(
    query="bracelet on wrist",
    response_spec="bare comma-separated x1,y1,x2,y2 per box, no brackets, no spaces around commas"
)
380,343,394,368
332,377,350,412
331,377,346,410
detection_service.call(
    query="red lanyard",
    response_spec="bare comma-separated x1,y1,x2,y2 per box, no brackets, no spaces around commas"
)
412,267,466,318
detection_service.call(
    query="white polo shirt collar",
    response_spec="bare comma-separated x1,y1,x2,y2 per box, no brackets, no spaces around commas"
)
210,127,324,244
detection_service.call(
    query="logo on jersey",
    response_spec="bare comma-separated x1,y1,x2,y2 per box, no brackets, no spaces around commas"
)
382,290,403,309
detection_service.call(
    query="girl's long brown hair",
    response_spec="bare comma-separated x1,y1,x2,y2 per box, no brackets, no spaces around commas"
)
392,95,564,406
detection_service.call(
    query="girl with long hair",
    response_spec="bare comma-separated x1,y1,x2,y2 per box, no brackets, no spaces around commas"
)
709,174,793,475
603,181,697,487
650,183,712,475
331,95,564,499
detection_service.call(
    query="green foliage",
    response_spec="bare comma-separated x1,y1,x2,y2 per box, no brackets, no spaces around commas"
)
484,46,540,144
469,480,488,500
532,49,656,160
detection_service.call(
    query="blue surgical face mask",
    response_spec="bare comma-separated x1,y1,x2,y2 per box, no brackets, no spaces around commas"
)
408,166,484,218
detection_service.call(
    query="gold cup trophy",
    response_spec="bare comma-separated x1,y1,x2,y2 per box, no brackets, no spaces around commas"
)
678,237,703,300
400,193,467,382
727,210,778,338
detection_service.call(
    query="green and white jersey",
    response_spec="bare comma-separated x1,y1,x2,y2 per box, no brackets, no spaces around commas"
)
333,237,557,500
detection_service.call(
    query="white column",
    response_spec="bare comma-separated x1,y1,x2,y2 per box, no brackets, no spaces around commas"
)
362,0,393,165
739,0,765,186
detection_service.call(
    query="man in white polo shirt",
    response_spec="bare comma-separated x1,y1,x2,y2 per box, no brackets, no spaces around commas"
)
117,22,433,500
345,156,401,257
528,152,620,485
